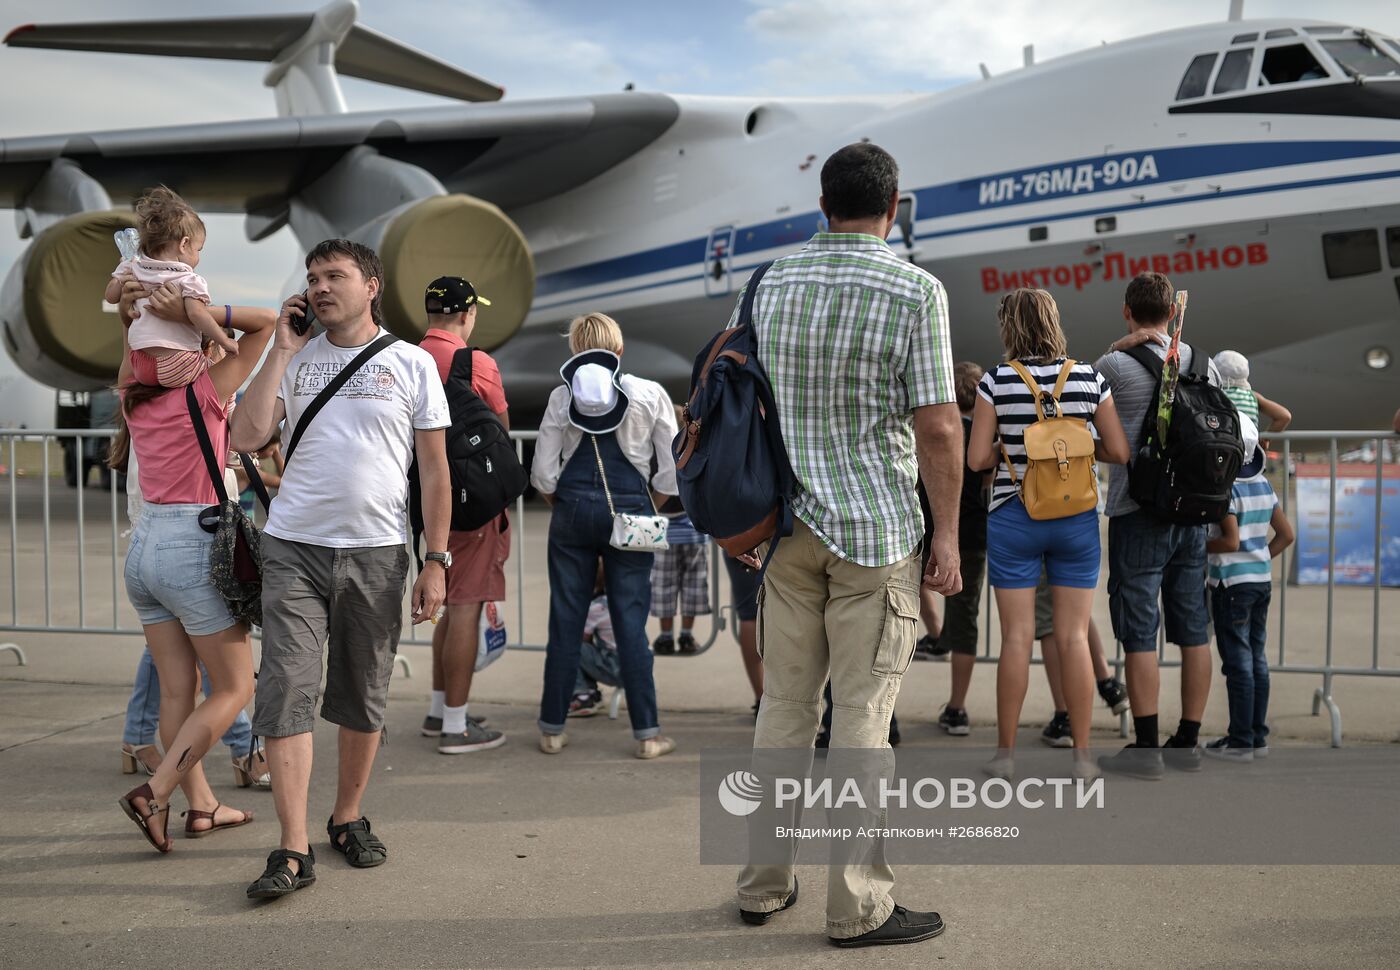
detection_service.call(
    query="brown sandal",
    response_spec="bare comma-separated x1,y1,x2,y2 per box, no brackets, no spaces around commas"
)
119,783,172,854
183,803,254,839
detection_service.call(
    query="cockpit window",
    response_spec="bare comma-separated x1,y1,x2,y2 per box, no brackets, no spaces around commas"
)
1265,28,1298,40
1231,32,1258,44
1213,49,1254,93
1303,26,1345,35
1259,44,1330,85
1176,52,1218,100
1321,38,1400,78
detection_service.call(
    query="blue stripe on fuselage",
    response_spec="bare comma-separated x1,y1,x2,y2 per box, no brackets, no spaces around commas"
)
530,139,1400,309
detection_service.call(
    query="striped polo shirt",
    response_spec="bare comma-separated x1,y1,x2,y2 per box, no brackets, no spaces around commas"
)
1208,473,1279,587
977,358,1110,512
1223,384,1259,424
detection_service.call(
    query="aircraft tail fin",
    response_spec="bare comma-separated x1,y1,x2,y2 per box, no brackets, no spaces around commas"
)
3,0,502,116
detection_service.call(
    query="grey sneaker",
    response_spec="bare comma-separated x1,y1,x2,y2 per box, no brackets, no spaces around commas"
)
438,721,506,754
423,713,487,737
1204,737,1254,763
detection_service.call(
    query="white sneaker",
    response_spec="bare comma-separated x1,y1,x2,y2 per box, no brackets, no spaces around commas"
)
1071,753,1101,781
981,755,1015,780
636,736,677,760
539,733,569,755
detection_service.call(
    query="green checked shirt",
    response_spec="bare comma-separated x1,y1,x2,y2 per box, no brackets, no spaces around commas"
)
728,232,955,566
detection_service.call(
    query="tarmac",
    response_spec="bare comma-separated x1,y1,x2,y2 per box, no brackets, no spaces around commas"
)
3,473,1400,969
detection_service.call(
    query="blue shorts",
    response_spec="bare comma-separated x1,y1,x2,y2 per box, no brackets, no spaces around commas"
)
1108,509,1209,653
986,498,1101,590
124,504,239,637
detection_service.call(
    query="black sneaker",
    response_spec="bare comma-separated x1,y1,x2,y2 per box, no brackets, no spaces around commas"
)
1097,677,1130,715
937,705,970,737
740,877,798,926
829,904,945,948
677,631,698,655
567,690,603,718
911,635,944,661
1162,734,1203,772
1040,712,1073,748
1098,743,1164,780
653,633,675,656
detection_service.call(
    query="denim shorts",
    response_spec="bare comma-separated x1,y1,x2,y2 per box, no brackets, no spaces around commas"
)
1107,509,1210,652
124,504,239,637
986,498,1101,590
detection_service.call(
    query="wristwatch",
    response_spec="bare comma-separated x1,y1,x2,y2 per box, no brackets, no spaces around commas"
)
424,551,452,570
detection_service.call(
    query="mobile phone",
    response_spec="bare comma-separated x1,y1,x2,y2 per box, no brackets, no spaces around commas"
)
293,290,316,336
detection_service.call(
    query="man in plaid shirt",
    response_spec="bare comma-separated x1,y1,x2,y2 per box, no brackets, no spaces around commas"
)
735,143,964,948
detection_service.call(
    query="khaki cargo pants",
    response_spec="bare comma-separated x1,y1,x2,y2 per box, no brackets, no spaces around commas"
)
737,517,921,939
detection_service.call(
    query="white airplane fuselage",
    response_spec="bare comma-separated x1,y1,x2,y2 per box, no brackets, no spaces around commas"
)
490,19,1400,429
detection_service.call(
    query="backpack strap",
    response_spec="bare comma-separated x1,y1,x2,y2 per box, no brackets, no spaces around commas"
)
1183,342,1208,379
282,332,397,468
1051,359,1078,403
1005,360,1057,420
449,346,475,385
1123,343,1165,381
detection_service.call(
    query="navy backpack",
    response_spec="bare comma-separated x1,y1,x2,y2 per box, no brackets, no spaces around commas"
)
673,260,794,568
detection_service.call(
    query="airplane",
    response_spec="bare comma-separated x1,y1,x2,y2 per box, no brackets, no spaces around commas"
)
2,0,1398,430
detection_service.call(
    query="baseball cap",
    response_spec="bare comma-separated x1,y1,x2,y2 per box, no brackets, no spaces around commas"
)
425,276,492,314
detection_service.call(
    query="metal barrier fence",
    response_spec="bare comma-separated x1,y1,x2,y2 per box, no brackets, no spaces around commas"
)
1,428,1394,744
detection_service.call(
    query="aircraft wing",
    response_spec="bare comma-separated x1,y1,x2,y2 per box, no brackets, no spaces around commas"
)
0,92,680,214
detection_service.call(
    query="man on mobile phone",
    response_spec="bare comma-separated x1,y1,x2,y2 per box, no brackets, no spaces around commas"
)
230,239,451,900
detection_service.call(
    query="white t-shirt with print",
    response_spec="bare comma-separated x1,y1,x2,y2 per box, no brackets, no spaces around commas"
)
264,329,450,548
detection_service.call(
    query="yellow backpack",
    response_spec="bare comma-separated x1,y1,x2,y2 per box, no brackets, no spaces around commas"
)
999,359,1099,521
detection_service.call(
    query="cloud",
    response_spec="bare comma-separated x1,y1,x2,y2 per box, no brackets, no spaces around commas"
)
742,0,1400,94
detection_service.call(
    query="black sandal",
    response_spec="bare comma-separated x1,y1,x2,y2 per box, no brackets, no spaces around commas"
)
327,816,388,868
245,848,316,899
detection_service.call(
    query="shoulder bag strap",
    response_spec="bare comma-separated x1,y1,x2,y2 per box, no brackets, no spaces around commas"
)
590,433,659,516
238,453,272,514
590,435,616,517
449,345,474,385
282,332,397,468
738,260,776,328
185,384,230,505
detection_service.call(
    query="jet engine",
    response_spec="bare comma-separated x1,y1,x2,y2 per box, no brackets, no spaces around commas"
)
1,209,136,390
348,193,534,349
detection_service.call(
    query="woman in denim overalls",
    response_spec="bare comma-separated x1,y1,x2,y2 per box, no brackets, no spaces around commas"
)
529,313,680,759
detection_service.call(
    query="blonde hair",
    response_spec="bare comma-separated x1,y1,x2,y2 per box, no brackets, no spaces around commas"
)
997,288,1067,363
567,312,624,355
134,185,205,258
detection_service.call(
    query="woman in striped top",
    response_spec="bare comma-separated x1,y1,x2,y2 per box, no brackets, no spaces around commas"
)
967,289,1130,778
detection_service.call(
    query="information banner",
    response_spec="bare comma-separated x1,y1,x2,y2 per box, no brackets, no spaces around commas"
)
1294,464,1400,586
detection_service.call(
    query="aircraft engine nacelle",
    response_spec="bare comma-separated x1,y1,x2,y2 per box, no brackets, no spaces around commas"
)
1,209,136,390
348,193,534,349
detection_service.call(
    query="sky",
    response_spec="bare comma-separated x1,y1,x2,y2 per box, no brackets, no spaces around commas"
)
2,0,1400,419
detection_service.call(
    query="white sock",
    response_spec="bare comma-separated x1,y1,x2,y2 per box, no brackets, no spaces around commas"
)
429,690,446,720
443,703,468,736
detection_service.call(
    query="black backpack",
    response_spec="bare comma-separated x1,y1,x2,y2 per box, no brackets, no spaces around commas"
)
410,347,526,553
673,261,795,569
1124,343,1244,525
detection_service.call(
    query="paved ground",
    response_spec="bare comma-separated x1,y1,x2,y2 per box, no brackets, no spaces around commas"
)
3,475,1400,968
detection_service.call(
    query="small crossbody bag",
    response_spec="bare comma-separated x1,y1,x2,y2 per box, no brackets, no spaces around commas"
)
590,435,669,552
